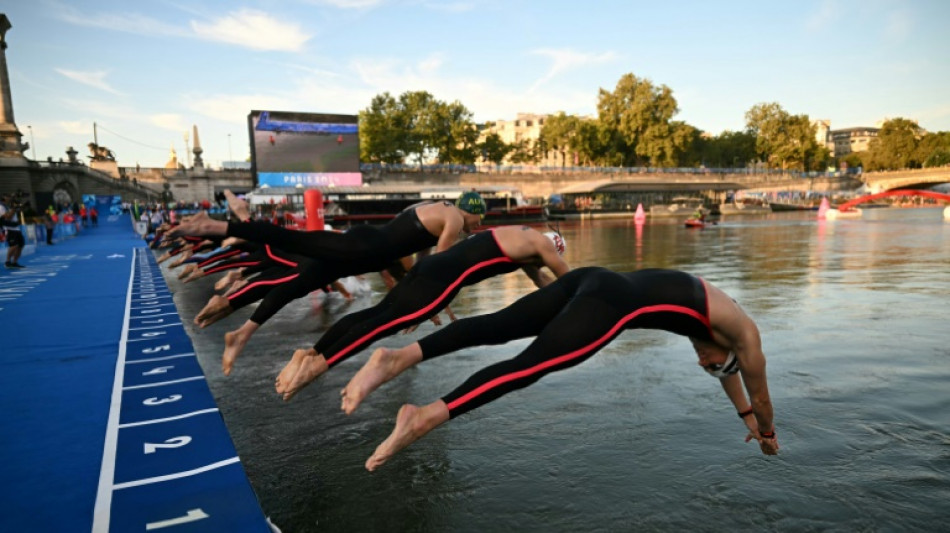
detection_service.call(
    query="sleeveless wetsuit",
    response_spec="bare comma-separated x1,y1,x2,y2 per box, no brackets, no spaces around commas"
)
211,205,446,326
313,228,522,367
415,267,714,418
224,205,438,270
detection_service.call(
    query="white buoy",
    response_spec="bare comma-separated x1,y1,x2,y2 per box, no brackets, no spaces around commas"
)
944,206,950,220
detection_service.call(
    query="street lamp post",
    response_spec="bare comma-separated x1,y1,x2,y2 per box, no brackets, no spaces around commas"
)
228,133,233,164
27,125,35,160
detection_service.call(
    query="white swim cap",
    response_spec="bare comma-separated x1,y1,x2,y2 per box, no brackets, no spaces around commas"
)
703,351,740,378
543,231,566,255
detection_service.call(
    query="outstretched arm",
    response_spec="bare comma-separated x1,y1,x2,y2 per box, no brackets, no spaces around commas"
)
717,374,760,441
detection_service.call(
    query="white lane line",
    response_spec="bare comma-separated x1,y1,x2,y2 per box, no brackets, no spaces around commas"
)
92,248,137,533
122,376,204,390
126,353,195,364
119,408,220,428
112,457,241,490
129,322,183,331
130,311,179,319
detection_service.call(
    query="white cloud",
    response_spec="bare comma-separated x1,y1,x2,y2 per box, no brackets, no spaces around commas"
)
51,1,189,38
806,0,840,32
150,113,190,132
308,0,385,8
424,2,476,13
59,121,89,135
54,69,124,95
190,9,312,51
883,8,912,42
347,55,597,121
527,48,618,94
186,93,297,123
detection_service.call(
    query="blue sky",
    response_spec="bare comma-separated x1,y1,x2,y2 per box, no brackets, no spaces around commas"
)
5,0,949,168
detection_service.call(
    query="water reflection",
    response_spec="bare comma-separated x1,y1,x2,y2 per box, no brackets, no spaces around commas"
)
165,208,950,531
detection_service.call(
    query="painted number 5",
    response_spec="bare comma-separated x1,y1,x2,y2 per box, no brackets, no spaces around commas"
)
144,436,192,454
142,344,171,354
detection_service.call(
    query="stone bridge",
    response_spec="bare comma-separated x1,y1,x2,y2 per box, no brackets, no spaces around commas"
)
0,159,157,211
861,167,950,192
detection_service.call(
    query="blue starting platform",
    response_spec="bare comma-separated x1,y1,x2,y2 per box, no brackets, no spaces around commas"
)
0,215,275,532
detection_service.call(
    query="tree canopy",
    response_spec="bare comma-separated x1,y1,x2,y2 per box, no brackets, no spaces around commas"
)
357,76,946,172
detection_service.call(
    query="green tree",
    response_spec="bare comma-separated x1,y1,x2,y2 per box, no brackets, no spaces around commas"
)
424,100,478,164
359,92,407,164
507,138,536,164
478,132,511,165
699,130,757,168
744,102,821,171
915,131,950,168
865,118,922,170
597,73,683,166
539,112,581,166
359,91,478,166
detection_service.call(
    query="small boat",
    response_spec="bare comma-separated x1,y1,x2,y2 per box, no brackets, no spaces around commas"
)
719,197,772,215
684,218,706,228
650,196,705,217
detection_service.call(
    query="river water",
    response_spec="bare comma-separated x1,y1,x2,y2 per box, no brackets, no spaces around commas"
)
163,207,950,532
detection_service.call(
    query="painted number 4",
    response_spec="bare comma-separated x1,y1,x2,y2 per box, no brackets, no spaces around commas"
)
146,508,209,530
144,436,192,454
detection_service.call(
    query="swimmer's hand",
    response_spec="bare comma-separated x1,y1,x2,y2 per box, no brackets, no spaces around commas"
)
745,430,779,455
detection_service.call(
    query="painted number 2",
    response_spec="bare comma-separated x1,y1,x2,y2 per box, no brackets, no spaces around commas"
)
145,508,209,530
144,436,192,454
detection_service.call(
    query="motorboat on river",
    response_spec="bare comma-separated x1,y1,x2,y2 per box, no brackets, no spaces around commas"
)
719,197,772,215
650,196,706,217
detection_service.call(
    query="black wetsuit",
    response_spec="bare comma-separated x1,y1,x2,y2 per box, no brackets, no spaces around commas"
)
414,267,714,418
315,228,523,367
218,206,441,326
225,205,438,269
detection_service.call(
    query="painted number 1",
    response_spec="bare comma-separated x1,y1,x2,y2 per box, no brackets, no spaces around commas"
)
145,508,209,530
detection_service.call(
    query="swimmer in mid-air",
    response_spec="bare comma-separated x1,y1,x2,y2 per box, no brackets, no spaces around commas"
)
339,267,778,470
166,190,487,375
168,190,486,263
275,225,571,400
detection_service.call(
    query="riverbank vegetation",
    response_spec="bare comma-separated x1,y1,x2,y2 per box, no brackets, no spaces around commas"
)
357,72,950,173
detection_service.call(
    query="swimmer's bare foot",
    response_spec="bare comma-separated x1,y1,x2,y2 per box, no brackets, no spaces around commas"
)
224,190,251,222
222,322,258,376
275,348,308,395
223,278,248,297
157,251,174,264
169,252,191,268
167,211,227,238
195,295,231,326
277,348,328,401
215,269,243,291
178,263,197,280
184,269,206,283
341,346,419,415
365,401,450,472
221,236,244,248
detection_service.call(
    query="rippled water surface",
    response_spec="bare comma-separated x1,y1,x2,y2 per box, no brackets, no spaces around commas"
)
164,208,950,532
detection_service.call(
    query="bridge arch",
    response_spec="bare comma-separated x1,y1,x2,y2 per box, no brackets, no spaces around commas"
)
837,189,950,212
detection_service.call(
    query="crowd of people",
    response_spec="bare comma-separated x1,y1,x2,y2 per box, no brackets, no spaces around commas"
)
154,190,778,472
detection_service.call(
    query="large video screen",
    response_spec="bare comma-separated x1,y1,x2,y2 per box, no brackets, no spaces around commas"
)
248,110,361,188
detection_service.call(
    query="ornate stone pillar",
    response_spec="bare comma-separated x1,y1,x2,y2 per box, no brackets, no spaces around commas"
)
0,14,27,160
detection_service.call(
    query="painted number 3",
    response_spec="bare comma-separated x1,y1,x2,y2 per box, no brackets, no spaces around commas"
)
144,436,192,454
